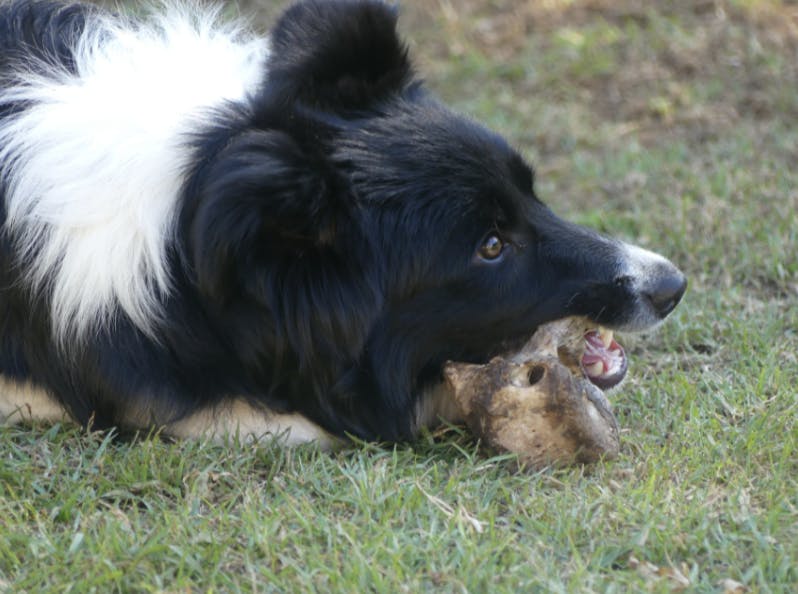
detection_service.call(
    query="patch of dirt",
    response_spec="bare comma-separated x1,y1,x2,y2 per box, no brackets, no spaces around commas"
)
400,0,798,143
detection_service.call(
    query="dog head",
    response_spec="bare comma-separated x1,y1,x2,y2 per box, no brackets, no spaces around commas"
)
185,0,686,438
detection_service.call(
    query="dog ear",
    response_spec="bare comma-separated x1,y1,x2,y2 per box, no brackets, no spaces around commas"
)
189,129,340,301
265,0,413,110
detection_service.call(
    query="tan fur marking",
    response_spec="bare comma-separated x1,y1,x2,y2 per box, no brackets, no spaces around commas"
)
415,383,464,430
166,398,340,449
0,375,70,424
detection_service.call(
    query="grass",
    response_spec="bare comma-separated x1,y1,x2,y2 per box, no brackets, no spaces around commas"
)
2,0,797,591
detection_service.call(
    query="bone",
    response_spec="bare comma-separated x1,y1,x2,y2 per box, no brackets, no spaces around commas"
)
443,318,620,469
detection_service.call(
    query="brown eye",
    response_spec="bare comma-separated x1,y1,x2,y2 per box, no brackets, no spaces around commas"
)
478,234,504,261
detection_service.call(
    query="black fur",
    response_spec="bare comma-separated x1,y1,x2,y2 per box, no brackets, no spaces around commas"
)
0,0,685,441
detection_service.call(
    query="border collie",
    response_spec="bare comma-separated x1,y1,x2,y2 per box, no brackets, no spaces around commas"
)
0,0,686,447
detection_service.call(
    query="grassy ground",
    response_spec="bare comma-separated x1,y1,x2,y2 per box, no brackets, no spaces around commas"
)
2,0,797,592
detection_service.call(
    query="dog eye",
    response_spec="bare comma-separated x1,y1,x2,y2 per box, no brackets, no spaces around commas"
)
478,234,504,261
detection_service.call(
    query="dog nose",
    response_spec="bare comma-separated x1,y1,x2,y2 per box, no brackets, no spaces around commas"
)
643,269,687,318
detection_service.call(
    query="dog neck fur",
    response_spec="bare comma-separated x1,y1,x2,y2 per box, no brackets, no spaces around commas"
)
0,3,268,343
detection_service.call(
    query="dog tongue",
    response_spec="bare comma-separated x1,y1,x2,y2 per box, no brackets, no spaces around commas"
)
581,329,628,390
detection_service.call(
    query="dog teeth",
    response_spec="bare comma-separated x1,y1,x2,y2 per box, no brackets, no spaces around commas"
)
584,361,604,377
598,326,614,348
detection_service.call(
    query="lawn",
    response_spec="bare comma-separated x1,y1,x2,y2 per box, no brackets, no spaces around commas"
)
1,0,797,592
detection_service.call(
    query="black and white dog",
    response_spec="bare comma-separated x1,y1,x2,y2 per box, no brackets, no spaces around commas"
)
0,0,686,446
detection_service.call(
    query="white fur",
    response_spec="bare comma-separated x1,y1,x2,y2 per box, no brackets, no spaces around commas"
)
622,243,676,287
0,3,268,341
620,241,683,330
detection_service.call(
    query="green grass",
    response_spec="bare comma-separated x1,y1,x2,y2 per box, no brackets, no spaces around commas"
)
2,0,797,592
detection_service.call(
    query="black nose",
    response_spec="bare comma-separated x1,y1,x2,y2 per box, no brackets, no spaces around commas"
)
644,270,687,318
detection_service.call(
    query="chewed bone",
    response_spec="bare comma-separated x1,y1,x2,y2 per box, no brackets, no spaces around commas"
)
444,318,620,469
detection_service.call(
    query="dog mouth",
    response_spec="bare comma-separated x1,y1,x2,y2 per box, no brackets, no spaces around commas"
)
581,327,627,390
